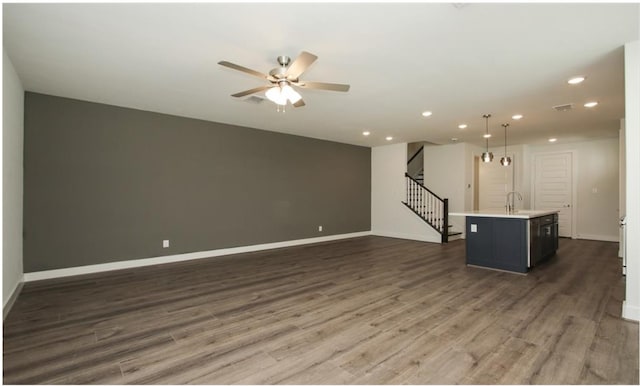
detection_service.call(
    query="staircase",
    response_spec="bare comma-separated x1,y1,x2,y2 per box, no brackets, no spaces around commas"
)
414,170,424,185
404,146,461,243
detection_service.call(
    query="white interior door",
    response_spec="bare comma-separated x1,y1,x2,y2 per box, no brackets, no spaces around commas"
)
479,155,514,210
533,152,573,237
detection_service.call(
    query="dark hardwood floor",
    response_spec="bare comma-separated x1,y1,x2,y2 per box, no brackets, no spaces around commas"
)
3,236,638,384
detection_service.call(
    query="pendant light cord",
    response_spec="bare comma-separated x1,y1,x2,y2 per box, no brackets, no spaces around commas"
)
483,114,491,152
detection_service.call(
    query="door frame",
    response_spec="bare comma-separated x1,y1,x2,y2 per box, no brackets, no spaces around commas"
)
531,150,578,239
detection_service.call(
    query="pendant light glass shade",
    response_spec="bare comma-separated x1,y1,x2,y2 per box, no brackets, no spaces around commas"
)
500,123,512,166
482,114,493,163
482,151,494,163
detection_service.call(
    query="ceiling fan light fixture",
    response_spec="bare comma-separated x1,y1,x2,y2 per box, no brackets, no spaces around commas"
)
281,84,302,103
265,86,287,105
219,51,350,109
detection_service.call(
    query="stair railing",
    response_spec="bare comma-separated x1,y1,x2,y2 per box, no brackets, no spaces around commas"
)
402,172,449,243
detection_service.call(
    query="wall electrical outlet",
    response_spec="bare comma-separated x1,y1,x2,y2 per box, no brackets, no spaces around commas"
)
163,240,170,248
318,225,323,232
471,224,478,233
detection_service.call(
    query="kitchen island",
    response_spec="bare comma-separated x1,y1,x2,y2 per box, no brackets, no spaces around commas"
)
450,209,559,274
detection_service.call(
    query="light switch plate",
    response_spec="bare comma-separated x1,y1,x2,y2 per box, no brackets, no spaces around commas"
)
471,224,478,232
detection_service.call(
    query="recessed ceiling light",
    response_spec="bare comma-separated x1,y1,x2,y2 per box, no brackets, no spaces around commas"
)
385,136,393,141
421,111,433,117
584,101,598,108
362,131,370,136
451,138,459,142
458,124,467,129
549,138,557,143
568,76,585,85
512,114,523,120
483,134,492,138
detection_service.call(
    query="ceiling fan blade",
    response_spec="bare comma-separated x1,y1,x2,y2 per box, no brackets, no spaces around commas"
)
231,85,273,98
285,51,318,79
293,99,306,108
295,81,350,92
218,61,270,80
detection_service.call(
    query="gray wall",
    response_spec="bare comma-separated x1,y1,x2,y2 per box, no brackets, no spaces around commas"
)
24,93,371,272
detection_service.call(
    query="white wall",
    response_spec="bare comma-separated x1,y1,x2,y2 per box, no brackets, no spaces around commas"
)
525,138,620,241
623,38,640,321
423,142,476,233
3,50,25,312
480,144,529,207
371,143,440,243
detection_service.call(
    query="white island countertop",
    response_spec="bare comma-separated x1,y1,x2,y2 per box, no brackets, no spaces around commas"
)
449,208,559,219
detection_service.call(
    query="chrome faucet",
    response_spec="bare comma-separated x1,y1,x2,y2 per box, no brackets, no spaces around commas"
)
506,191,523,213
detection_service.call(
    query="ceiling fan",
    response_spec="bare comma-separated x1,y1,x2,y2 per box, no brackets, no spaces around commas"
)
218,51,350,108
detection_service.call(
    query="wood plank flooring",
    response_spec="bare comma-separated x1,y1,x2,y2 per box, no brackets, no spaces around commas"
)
3,236,638,384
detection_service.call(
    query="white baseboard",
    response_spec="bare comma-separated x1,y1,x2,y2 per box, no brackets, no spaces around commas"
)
622,301,640,322
3,277,24,320
23,231,372,282
576,234,620,242
371,230,440,244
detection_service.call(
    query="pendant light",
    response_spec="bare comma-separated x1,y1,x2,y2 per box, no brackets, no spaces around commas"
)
481,114,493,163
500,123,512,166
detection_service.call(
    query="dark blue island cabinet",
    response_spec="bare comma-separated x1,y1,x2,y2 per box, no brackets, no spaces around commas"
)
459,211,559,274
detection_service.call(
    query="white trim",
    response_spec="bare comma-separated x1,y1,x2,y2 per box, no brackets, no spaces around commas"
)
371,230,440,244
575,234,620,243
3,277,24,320
23,231,371,282
623,39,640,330
622,301,640,322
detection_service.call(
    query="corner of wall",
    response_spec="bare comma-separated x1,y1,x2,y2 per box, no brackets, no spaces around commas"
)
2,49,25,311
622,301,640,322
623,39,640,321
3,277,24,320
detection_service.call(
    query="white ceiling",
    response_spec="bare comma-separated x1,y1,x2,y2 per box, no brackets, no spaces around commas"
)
3,2,639,148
